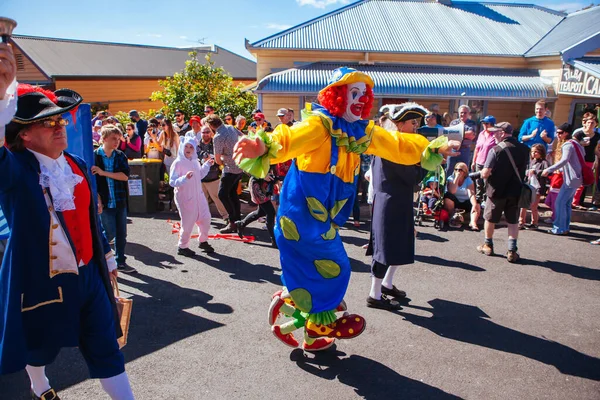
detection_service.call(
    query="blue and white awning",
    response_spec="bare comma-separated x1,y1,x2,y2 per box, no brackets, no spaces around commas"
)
256,62,555,100
0,207,9,240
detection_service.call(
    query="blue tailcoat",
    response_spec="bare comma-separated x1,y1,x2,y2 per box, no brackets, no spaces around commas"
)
0,147,121,375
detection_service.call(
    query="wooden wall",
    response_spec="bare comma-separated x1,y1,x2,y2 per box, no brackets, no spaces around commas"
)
260,95,300,123
54,78,163,113
13,46,49,84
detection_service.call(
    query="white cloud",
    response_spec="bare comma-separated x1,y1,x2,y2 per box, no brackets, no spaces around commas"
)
148,34,163,38
265,23,293,30
180,35,188,39
295,0,350,8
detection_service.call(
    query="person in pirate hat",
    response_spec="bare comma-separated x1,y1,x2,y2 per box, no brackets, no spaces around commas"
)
367,102,433,310
233,67,460,351
0,44,134,399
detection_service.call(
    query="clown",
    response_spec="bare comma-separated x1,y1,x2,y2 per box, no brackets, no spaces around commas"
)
234,67,459,351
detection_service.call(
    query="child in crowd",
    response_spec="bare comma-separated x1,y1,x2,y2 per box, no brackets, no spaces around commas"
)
421,176,440,215
170,137,215,257
235,169,278,248
519,143,549,229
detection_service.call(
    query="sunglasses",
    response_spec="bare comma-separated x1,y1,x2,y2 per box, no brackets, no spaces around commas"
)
255,118,263,122
204,110,211,113
175,114,182,117
454,168,466,172
161,123,167,127
126,128,133,131
225,117,232,121
41,119,69,128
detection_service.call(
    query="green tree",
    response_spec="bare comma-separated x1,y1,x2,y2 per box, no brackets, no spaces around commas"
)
151,51,256,120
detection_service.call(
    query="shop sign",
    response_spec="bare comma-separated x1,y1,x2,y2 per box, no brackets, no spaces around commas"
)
559,65,600,98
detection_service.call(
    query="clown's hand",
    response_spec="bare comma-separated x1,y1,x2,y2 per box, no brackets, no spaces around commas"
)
234,136,266,164
438,140,462,158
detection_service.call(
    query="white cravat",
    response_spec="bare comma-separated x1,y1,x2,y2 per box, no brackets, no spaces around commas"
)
29,149,83,212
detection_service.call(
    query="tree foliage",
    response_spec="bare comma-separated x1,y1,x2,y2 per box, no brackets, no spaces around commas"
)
151,51,256,120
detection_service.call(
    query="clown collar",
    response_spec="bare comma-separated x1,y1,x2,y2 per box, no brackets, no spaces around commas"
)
304,103,374,154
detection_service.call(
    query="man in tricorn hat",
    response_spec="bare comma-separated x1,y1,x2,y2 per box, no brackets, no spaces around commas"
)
0,43,134,399
367,103,430,311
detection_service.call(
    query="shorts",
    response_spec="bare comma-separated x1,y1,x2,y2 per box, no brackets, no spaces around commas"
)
483,196,519,224
444,193,472,212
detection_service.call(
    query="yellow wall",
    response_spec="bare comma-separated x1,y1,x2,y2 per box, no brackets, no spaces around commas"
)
252,49,528,81
13,46,49,83
54,78,163,113
261,95,300,123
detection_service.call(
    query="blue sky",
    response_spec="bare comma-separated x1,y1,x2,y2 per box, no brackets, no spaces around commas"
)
0,0,593,60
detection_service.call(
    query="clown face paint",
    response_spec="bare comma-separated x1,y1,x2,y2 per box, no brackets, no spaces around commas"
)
342,82,368,123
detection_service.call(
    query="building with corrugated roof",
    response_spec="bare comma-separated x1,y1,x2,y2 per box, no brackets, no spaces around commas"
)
247,0,600,129
12,35,257,113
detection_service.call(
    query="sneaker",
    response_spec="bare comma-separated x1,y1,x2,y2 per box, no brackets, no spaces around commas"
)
117,263,137,274
235,221,245,239
526,224,539,230
220,223,237,234
518,224,525,230
588,206,598,211
477,243,494,256
177,247,196,257
366,295,401,311
199,241,215,254
506,250,520,263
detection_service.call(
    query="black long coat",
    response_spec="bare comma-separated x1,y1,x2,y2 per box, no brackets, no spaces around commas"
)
367,157,419,266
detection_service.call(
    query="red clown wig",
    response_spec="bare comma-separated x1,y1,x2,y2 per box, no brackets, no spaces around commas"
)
318,84,374,119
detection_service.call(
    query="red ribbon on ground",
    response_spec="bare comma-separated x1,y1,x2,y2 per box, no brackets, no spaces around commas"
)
166,220,255,243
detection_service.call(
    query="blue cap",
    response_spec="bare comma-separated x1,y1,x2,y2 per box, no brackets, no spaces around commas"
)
481,115,496,124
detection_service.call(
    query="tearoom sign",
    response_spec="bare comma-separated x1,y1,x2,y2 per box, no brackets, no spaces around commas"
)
559,64,600,98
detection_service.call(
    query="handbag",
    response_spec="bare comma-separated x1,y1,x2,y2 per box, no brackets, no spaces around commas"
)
499,142,536,209
550,172,564,188
111,275,132,349
569,140,595,186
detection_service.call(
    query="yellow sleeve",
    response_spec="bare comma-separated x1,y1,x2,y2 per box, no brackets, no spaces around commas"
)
364,126,431,165
269,117,330,165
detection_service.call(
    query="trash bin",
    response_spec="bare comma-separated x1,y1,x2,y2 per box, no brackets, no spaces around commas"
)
128,159,163,213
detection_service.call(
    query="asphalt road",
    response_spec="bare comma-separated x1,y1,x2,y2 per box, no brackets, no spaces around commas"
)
2,205,599,400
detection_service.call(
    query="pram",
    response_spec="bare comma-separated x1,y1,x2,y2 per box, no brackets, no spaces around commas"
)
414,165,448,230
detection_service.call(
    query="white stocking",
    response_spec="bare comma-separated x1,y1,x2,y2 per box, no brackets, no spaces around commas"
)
100,371,135,400
369,277,383,300
382,265,399,290
25,365,51,397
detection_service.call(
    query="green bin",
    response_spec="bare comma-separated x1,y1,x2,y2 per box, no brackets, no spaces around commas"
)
128,159,163,213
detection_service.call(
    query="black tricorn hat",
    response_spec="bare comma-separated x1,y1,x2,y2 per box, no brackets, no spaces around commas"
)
5,85,83,145
380,102,428,123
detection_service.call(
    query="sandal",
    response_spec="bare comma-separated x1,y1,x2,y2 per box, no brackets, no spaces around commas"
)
469,224,480,231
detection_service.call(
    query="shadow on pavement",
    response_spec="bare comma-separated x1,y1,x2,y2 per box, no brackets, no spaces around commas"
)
199,252,282,285
416,232,449,242
127,241,183,269
290,348,462,399
415,255,486,272
0,273,232,399
520,258,600,281
400,299,600,381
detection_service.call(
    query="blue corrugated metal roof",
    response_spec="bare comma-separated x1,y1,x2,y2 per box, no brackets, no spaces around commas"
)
250,0,564,56
526,7,600,57
256,62,555,99
569,57,600,78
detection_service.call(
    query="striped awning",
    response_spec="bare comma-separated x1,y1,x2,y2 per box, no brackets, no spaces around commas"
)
256,62,555,100
0,207,9,240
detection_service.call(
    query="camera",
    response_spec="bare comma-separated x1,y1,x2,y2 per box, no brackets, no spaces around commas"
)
469,171,482,180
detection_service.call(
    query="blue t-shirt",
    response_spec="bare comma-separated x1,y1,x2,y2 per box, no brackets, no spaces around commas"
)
448,176,473,202
518,116,555,148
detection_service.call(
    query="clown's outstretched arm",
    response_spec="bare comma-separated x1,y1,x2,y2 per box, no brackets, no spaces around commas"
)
0,42,19,192
364,125,461,170
234,117,329,178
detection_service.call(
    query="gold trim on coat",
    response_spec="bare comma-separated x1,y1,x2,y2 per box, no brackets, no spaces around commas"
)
21,287,63,312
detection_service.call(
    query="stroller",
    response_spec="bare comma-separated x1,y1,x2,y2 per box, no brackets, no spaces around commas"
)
414,165,448,230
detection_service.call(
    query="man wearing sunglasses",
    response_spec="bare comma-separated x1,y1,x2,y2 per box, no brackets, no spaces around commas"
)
173,108,191,136
0,43,134,399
